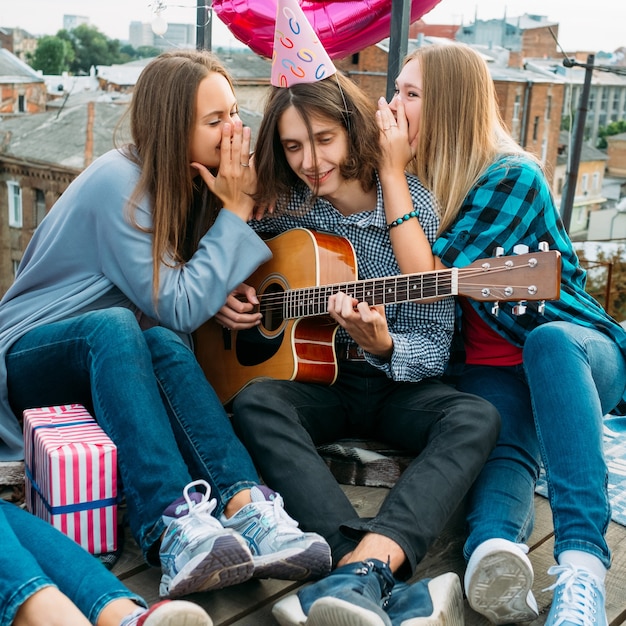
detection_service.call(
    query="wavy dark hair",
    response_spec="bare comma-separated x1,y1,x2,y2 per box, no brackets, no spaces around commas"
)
253,72,381,210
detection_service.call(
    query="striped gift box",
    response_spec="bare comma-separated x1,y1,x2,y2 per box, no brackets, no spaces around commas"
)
23,404,117,555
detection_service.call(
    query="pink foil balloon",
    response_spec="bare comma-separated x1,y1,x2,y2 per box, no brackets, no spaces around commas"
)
213,0,442,59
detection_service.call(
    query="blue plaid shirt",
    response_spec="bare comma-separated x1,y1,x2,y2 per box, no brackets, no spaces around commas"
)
250,173,454,382
432,154,626,409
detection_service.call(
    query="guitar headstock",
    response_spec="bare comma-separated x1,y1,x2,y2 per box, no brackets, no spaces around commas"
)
457,248,561,304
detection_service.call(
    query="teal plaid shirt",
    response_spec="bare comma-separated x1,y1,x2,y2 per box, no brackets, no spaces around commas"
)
432,154,626,411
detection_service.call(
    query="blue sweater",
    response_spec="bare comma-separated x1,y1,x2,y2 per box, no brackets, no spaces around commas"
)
0,149,271,460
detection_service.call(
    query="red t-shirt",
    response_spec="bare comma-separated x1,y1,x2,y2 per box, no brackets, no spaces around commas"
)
460,298,523,366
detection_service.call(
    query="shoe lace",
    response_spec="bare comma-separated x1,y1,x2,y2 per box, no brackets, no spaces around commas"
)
356,559,396,607
257,492,304,538
543,564,602,626
183,479,219,524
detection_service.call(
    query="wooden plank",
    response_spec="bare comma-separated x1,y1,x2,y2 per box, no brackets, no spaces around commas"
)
0,460,24,486
115,492,626,626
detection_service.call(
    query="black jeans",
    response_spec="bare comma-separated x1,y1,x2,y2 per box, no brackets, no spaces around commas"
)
232,360,500,574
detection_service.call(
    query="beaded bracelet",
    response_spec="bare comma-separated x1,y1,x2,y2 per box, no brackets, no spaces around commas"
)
387,210,419,230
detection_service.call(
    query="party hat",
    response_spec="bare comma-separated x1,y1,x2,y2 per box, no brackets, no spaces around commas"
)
271,0,337,88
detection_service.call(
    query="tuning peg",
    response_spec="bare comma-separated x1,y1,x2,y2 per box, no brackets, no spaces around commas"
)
512,301,527,315
513,244,529,255
494,247,504,257
537,300,546,314
538,241,549,252
491,301,500,316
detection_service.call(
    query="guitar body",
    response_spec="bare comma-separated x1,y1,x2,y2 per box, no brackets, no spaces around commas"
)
195,228,561,405
194,228,357,405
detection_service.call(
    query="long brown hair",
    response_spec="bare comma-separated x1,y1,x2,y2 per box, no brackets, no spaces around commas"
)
404,43,531,233
253,73,381,210
123,49,235,303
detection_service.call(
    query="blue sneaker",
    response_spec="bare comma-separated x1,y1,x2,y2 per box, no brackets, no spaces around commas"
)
159,480,254,597
272,559,395,626
386,572,464,625
544,563,608,626
222,485,331,581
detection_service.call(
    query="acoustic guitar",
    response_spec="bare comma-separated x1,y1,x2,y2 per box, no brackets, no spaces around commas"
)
194,228,561,404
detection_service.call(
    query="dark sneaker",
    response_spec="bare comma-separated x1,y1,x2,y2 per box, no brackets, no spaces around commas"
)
272,558,395,626
465,538,538,624
159,480,254,597
544,563,608,626
386,572,464,625
120,599,213,626
222,485,331,581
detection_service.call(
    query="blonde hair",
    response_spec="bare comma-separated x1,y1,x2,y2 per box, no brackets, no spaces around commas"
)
404,43,532,233
123,49,234,304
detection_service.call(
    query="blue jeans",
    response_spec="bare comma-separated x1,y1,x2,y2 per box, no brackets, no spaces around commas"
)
6,308,259,563
460,321,626,568
0,499,143,626
232,359,500,575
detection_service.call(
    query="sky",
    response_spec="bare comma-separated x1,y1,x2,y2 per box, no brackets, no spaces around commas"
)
0,0,624,54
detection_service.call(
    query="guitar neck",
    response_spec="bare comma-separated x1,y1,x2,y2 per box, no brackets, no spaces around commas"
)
281,270,457,319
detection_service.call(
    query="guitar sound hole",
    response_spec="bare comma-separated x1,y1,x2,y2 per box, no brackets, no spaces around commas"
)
260,282,284,332
235,282,285,366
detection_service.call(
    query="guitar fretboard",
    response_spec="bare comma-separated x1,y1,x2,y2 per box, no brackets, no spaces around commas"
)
279,269,459,319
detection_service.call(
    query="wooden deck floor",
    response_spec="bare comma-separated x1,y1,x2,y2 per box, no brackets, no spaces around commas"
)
113,487,626,625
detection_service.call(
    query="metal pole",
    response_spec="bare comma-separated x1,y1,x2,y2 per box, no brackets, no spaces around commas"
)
386,0,410,101
560,54,594,233
196,0,212,50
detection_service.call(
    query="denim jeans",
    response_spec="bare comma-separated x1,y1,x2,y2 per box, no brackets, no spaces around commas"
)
459,321,626,568
232,359,500,575
6,308,259,562
0,499,143,626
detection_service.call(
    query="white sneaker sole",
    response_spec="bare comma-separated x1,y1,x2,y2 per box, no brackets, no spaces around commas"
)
161,534,254,597
142,600,213,626
465,541,538,624
307,597,390,626
272,593,390,626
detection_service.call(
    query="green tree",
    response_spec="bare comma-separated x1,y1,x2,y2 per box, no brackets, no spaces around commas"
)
62,24,122,74
30,35,74,74
597,120,626,149
118,44,161,61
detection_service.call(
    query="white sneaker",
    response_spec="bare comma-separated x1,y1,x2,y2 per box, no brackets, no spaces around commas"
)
159,480,254,597
464,538,538,624
121,599,213,626
222,485,331,581
544,563,608,626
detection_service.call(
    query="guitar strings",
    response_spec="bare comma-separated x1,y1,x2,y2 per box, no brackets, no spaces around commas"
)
254,262,541,318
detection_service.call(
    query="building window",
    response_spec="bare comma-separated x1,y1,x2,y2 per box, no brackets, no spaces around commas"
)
545,95,552,120
513,93,521,121
592,172,600,193
33,188,46,226
18,94,26,113
600,87,608,112
532,116,539,141
12,260,20,278
581,173,589,194
7,181,23,227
